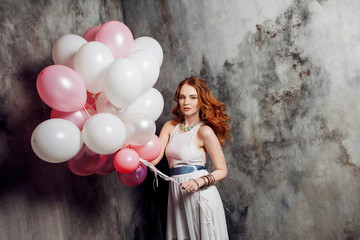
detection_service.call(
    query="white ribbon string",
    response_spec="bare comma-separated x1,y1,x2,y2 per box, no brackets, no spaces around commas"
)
140,159,177,185
139,159,217,233
82,106,91,119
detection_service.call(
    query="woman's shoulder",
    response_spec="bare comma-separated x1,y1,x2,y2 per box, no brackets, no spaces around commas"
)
162,120,178,132
198,124,216,138
164,120,178,127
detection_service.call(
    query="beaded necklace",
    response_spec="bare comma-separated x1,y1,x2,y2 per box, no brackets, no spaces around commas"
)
180,122,199,132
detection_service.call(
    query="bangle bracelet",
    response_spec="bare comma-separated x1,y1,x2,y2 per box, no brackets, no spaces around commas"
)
200,177,207,188
202,174,215,188
203,175,211,189
208,173,215,185
200,176,208,188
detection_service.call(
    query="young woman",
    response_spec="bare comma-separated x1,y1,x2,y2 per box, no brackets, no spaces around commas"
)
152,77,231,239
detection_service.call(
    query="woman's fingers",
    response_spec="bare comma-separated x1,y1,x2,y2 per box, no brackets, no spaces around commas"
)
181,179,199,193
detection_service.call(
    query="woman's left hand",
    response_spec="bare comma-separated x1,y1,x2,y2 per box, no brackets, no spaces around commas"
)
181,179,200,193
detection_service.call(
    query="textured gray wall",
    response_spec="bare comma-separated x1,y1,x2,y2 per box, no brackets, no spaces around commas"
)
124,1,360,238
1,0,360,239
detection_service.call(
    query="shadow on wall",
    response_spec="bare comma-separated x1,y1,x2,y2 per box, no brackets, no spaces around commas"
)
0,60,170,239
0,62,110,211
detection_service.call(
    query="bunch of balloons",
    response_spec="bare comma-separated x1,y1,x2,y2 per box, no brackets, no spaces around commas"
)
31,20,164,187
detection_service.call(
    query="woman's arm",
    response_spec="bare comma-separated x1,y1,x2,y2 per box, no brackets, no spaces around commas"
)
197,125,227,185
151,120,175,166
182,125,227,192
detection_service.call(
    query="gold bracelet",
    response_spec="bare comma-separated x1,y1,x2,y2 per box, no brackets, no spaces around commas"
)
203,175,211,189
207,173,216,185
201,176,208,188
200,176,208,189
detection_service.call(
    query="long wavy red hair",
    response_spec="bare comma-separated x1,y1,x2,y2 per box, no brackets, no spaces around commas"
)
172,77,231,146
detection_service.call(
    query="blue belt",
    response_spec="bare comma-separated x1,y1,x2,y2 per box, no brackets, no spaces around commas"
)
170,165,206,176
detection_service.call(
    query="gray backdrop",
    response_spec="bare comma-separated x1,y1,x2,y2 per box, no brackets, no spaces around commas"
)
1,0,360,239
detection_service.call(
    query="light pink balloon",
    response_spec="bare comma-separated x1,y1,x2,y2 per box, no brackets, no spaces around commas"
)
36,65,87,112
113,148,139,174
67,145,107,176
50,103,96,130
130,135,161,161
83,25,101,42
95,20,134,59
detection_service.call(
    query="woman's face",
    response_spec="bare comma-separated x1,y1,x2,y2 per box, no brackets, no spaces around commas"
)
178,84,200,117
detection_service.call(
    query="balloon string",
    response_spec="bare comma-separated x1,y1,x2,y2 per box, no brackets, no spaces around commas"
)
82,106,91,119
91,93,98,109
139,159,217,233
140,159,177,186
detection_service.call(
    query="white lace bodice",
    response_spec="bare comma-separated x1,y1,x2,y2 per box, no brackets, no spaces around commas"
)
165,122,207,168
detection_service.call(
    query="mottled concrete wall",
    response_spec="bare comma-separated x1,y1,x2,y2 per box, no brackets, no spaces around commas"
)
1,0,360,240
122,0,360,239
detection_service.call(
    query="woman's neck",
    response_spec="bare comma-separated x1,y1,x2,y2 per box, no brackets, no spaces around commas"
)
182,116,201,126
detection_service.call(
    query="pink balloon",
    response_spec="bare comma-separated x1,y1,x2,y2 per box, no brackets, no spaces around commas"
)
95,153,116,175
130,135,161,161
67,145,107,176
113,148,139,174
50,103,96,130
95,21,134,59
117,163,147,187
83,25,101,42
36,65,87,112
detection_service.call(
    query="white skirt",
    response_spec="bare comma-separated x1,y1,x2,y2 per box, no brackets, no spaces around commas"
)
166,169,229,240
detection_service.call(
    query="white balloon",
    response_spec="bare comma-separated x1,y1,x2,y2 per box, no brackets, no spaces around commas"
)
52,34,87,69
95,92,122,115
82,113,126,154
123,113,156,146
31,119,83,163
118,88,164,121
74,41,114,93
127,50,160,91
104,58,143,108
133,36,163,66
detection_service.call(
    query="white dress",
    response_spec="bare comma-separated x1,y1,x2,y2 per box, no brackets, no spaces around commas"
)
165,123,229,240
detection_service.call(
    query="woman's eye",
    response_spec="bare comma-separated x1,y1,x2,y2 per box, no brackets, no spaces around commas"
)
179,96,185,100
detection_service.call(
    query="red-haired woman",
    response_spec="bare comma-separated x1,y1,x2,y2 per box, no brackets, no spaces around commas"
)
152,77,231,239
